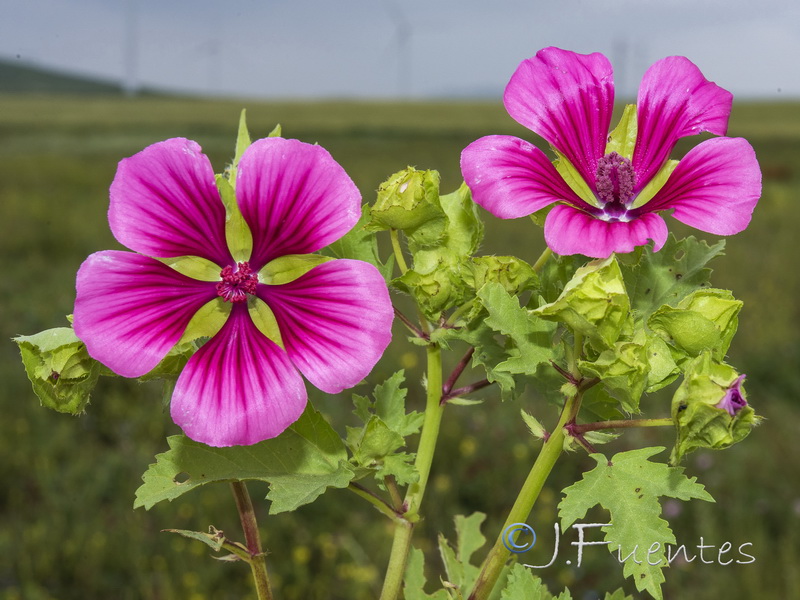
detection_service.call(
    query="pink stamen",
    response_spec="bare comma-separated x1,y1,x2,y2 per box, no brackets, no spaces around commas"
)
216,261,258,303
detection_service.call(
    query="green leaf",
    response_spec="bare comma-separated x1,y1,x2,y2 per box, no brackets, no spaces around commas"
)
347,372,422,486
479,282,558,375
15,327,102,414
438,512,487,593
620,235,725,320
404,547,450,600
559,447,714,600
603,589,635,600
134,404,355,514
500,563,573,600
605,104,638,159
533,256,630,351
323,204,394,282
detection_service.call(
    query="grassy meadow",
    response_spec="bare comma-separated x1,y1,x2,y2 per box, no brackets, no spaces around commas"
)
1,94,799,600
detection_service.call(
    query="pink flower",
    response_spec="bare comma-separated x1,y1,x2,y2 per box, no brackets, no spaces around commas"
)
461,47,761,258
73,137,393,446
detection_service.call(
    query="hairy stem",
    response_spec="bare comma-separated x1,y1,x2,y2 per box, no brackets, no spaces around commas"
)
379,343,445,600
230,481,273,600
571,417,674,434
390,229,410,275
532,247,553,274
349,482,405,522
443,347,475,395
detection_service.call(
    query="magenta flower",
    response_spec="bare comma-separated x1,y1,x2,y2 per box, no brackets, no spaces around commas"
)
461,47,761,258
716,374,748,417
73,137,393,446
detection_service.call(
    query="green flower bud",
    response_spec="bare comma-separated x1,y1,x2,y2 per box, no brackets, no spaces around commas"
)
532,256,630,350
670,352,760,464
466,256,538,295
368,167,446,236
648,288,742,362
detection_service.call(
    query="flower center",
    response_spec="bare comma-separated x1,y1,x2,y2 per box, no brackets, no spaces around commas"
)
216,261,258,303
595,152,636,221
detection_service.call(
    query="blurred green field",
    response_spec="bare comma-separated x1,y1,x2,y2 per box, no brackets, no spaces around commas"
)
1,94,798,600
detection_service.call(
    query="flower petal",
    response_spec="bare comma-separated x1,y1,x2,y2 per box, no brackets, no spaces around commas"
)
109,138,232,266
461,135,590,218
544,204,668,258
74,250,218,377
639,137,761,235
257,260,393,394
236,137,361,270
504,47,614,187
171,304,307,447
633,56,733,189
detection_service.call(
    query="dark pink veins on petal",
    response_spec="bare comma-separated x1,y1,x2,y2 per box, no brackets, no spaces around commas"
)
216,261,258,303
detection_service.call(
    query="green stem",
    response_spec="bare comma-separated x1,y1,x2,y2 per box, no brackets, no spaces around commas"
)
572,417,674,434
348,482,404,522
532,247,553,273
468,389,583,600
230,481,273,600
379,343,445,600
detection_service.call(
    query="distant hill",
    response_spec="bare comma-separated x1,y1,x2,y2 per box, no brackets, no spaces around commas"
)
0,58,125,94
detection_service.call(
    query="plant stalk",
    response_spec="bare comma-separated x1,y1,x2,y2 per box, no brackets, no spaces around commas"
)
231,481,273,600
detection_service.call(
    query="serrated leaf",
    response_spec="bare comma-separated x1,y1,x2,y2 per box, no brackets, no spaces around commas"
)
621,235,725,320
500,563,573,600
603,589,634,600
323,204,394,282
559,447,713,600
438,512,487,593
135,404,355,514
478,282,558,375
405,547,450,600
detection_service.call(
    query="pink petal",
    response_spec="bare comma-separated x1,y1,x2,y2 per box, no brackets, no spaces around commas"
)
109,138,232,267
504,47,614,188
633,56,733,189
461,135,592,218
236,138,361,270
544,204,668,258
73,251,218,377
171,304,307,447
257,260,393,394
638,137,761,235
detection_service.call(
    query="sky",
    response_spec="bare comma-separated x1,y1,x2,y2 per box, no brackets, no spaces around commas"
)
3,0,800,100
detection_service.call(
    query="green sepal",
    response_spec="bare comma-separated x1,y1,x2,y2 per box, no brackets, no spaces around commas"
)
367,167,446,237
227,109,252,185
138,340,197,381
670,352,760,464
644,334,680,392
323,204,395,282
605,104,638,159
216,174,253,263
134,403,356,514
553,149,599,208
393,265,471,320
466,256,539,296
258,253,333,285
533,256,630,351
648,288,741,363
578,331,650,413
177,298,230,344
15,327,102,415
248,296,284,349
158,255,221,281
631,160,679,209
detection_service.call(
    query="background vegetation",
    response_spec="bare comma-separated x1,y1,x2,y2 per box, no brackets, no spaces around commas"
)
1,88,798,599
